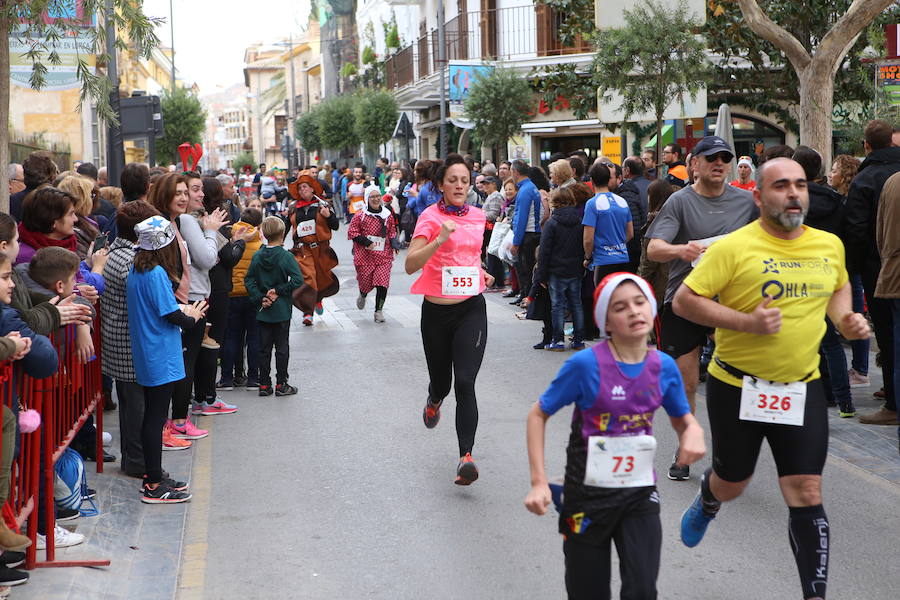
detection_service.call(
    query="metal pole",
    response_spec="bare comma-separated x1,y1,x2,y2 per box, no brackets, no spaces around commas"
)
104,0,124,186
438,0,447,159
169,0,176,91
256,72,263,165
289,34,297,170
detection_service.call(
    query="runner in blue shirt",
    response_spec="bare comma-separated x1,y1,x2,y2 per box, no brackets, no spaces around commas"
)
525,273,705,599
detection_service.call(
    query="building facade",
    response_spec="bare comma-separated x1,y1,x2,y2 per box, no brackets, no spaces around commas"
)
201,84,250,171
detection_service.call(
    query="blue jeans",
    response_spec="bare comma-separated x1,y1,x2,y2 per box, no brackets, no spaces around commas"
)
850,274,869,374
549,275,584,344
820,318,852,408
220,296,260,383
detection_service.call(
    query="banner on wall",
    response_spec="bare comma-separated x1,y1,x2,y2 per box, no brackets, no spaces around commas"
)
877,60,900,106
9,25,96,90
508,134,530,163
448,62,494,129
602,136,621,164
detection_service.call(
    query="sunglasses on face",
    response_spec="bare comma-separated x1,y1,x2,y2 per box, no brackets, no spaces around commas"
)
703,153,733,164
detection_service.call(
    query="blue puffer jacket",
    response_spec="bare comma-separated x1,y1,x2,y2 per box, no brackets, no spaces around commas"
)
0,304,58,380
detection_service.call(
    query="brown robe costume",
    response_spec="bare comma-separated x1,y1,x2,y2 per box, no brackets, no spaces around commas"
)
288,175,340,314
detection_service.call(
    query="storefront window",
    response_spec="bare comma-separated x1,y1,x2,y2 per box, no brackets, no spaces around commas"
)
705,115,785,162
538,135,600,169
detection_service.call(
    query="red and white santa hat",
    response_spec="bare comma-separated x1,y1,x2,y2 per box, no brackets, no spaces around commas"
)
592,272,657,338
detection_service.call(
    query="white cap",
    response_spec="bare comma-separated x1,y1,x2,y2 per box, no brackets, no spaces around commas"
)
593,272,657,338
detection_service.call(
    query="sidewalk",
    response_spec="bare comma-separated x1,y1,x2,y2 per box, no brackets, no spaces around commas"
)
14,405,195,600
826,368,900,484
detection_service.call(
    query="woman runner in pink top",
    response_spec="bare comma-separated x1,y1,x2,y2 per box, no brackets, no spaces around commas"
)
406,153,494,485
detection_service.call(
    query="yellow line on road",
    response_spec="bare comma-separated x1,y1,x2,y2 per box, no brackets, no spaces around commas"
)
176,418,215,600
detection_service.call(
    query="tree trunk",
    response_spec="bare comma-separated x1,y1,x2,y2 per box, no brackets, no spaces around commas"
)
737,0,895,169
798,63,836,169
0,2,10,215
655,116,663,180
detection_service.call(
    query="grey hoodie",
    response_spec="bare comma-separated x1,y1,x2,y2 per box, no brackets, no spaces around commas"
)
178,213,220,301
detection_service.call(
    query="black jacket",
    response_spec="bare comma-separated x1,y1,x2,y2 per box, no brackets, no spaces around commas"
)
616,178,646,264
209,230,246,294
9,187,32,222
844,146,900,274
616,178,647,234
536,206,585,282
805,182,844,237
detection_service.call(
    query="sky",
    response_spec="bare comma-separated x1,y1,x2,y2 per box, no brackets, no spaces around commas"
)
141,0,312,95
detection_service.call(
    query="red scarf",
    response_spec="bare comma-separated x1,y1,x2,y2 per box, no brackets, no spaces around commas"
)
18,222,77,253
295,197,318,209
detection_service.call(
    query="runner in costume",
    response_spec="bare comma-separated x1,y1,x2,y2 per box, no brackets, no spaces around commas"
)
525,273,705,600
287,174,339,326
348,187,398,323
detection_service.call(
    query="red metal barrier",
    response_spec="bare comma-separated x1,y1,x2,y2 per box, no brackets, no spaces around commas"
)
0,319,109,570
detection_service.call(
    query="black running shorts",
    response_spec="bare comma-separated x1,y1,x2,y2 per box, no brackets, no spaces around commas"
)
659,302,713,359
706,375,829,482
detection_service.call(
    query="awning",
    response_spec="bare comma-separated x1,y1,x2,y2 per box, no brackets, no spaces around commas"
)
646,124,674,148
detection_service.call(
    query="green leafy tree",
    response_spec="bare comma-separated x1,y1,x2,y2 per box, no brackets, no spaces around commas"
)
592,0,708,167
315,95,359,152
0,0,160,212
353,90,398,152
706,2,900,136
295,107,323,155
157,87,207,166
231,151,255,174
729,0,897,166
463,66,533,161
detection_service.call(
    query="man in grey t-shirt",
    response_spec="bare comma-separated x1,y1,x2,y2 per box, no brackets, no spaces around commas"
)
646,135,757,480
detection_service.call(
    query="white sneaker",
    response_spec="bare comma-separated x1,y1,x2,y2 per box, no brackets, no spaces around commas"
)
374,310,385,323
36,525,85,550
848,368,870,388
356,293,366,310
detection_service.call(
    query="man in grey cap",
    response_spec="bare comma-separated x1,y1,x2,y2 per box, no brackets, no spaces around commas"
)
646,135,758,480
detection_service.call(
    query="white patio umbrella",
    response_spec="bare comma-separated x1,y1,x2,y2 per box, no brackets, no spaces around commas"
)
714,103,738,181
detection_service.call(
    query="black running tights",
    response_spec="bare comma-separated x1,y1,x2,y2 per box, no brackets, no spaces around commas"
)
142,382,174,484
420,295,487,456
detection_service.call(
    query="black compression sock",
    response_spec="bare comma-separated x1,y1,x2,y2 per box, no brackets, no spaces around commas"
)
788,504,829,599
700,468,721,515
375,286,387,311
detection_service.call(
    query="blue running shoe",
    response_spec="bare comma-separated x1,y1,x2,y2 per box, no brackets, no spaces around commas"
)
681,491,715,548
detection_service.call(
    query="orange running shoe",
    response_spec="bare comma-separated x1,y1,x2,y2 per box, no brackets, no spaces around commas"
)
162,427,192,451
423,397,442,429
455,453,479,485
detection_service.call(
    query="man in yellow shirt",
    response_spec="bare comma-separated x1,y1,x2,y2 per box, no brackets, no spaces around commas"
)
672,158,870,600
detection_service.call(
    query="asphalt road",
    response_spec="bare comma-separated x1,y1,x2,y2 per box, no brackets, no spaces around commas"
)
180,233,900,600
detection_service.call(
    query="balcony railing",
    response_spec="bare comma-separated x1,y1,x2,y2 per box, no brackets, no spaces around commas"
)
384,5,593,90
